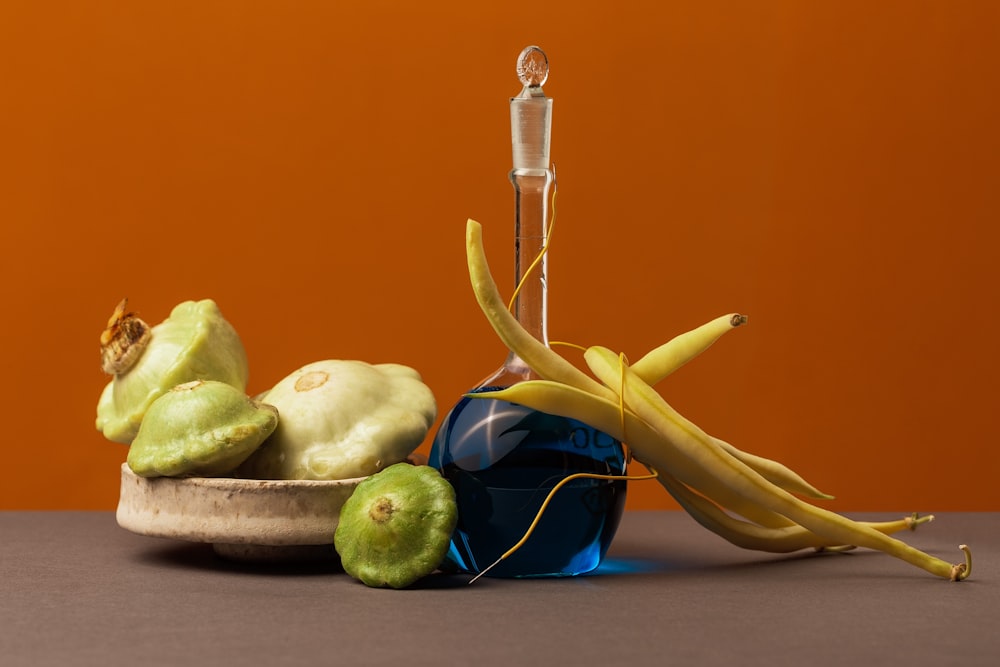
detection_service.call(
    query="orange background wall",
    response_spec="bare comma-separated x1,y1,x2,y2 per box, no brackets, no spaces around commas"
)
2,1,997,512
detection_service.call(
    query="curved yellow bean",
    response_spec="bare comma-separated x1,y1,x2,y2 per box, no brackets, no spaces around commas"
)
466,219,616,401
609,313,832,499
631,313,747,384
585,345,969,581
659,468,932,553
462,217,969,580
712,437,833,501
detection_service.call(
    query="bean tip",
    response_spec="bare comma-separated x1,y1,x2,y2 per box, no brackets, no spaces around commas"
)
905,512,934,530
950,544,972,581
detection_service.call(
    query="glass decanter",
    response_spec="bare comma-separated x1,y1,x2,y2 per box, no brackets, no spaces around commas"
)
429,47,628,578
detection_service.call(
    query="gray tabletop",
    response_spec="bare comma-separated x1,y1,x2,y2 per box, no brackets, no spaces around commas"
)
2,511,997,666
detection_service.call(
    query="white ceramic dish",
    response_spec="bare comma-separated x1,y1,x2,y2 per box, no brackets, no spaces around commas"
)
116,463,365,562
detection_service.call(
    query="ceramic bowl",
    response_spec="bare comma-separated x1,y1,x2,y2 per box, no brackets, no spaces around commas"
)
116,463,366,562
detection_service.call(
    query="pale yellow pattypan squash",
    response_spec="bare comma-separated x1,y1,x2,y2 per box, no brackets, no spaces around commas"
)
239,360,436,480
96,299,250,444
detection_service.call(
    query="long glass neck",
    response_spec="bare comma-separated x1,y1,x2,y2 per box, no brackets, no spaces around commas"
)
509,169,553,345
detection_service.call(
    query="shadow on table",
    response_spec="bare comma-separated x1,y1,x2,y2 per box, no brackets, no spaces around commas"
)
130,540,342,575
128,539,476,588
127,534,905,588
590,545,895,581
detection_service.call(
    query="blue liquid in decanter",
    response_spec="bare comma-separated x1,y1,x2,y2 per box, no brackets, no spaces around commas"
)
429,386,628,578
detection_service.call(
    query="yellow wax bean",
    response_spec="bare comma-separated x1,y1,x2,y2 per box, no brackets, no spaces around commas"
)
659,468,932,553
632,313,747,385
712,437,834,500
585,345,969,581
601,314,832,500
462,216,969,580
465,219,616,401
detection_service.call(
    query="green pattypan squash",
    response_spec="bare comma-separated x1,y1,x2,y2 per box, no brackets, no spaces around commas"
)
335,463,457,588
127,380,277,478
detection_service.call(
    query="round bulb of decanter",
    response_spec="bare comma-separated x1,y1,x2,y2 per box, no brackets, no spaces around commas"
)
516,46,549,88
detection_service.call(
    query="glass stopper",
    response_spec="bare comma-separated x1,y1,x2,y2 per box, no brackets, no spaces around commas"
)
516,46,549,88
